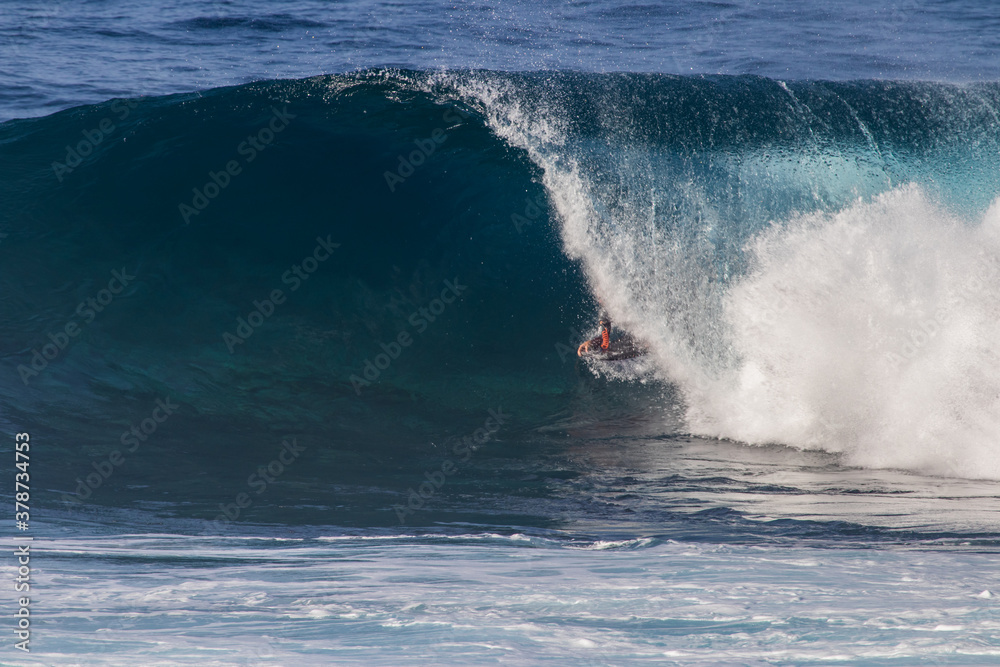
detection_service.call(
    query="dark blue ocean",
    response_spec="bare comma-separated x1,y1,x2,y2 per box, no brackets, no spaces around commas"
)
2,1,1000,664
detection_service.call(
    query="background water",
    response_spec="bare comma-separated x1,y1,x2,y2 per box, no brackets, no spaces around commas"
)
2,1,1000,665
4,0,1000,122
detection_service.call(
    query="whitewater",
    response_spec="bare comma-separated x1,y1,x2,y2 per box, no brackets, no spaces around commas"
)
445,71,1000,479
2,1,1000,665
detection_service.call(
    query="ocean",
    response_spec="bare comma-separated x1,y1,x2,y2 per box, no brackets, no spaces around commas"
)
1,1,999,664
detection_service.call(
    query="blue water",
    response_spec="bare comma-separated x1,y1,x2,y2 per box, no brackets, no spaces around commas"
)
4,0,1000,121
2,1,1000,665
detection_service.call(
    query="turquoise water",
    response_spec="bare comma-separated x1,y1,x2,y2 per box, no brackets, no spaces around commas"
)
3,1,1000,664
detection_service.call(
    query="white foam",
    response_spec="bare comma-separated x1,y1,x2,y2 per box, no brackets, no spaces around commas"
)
23,532,1000,665
699,187,1000,479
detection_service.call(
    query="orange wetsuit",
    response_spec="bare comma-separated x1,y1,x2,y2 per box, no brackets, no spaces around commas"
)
578,319,612,356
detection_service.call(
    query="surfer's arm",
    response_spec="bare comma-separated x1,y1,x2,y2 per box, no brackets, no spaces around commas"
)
577,334,605,356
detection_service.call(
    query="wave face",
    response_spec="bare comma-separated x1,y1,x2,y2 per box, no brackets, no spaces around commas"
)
3,71,1000,514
